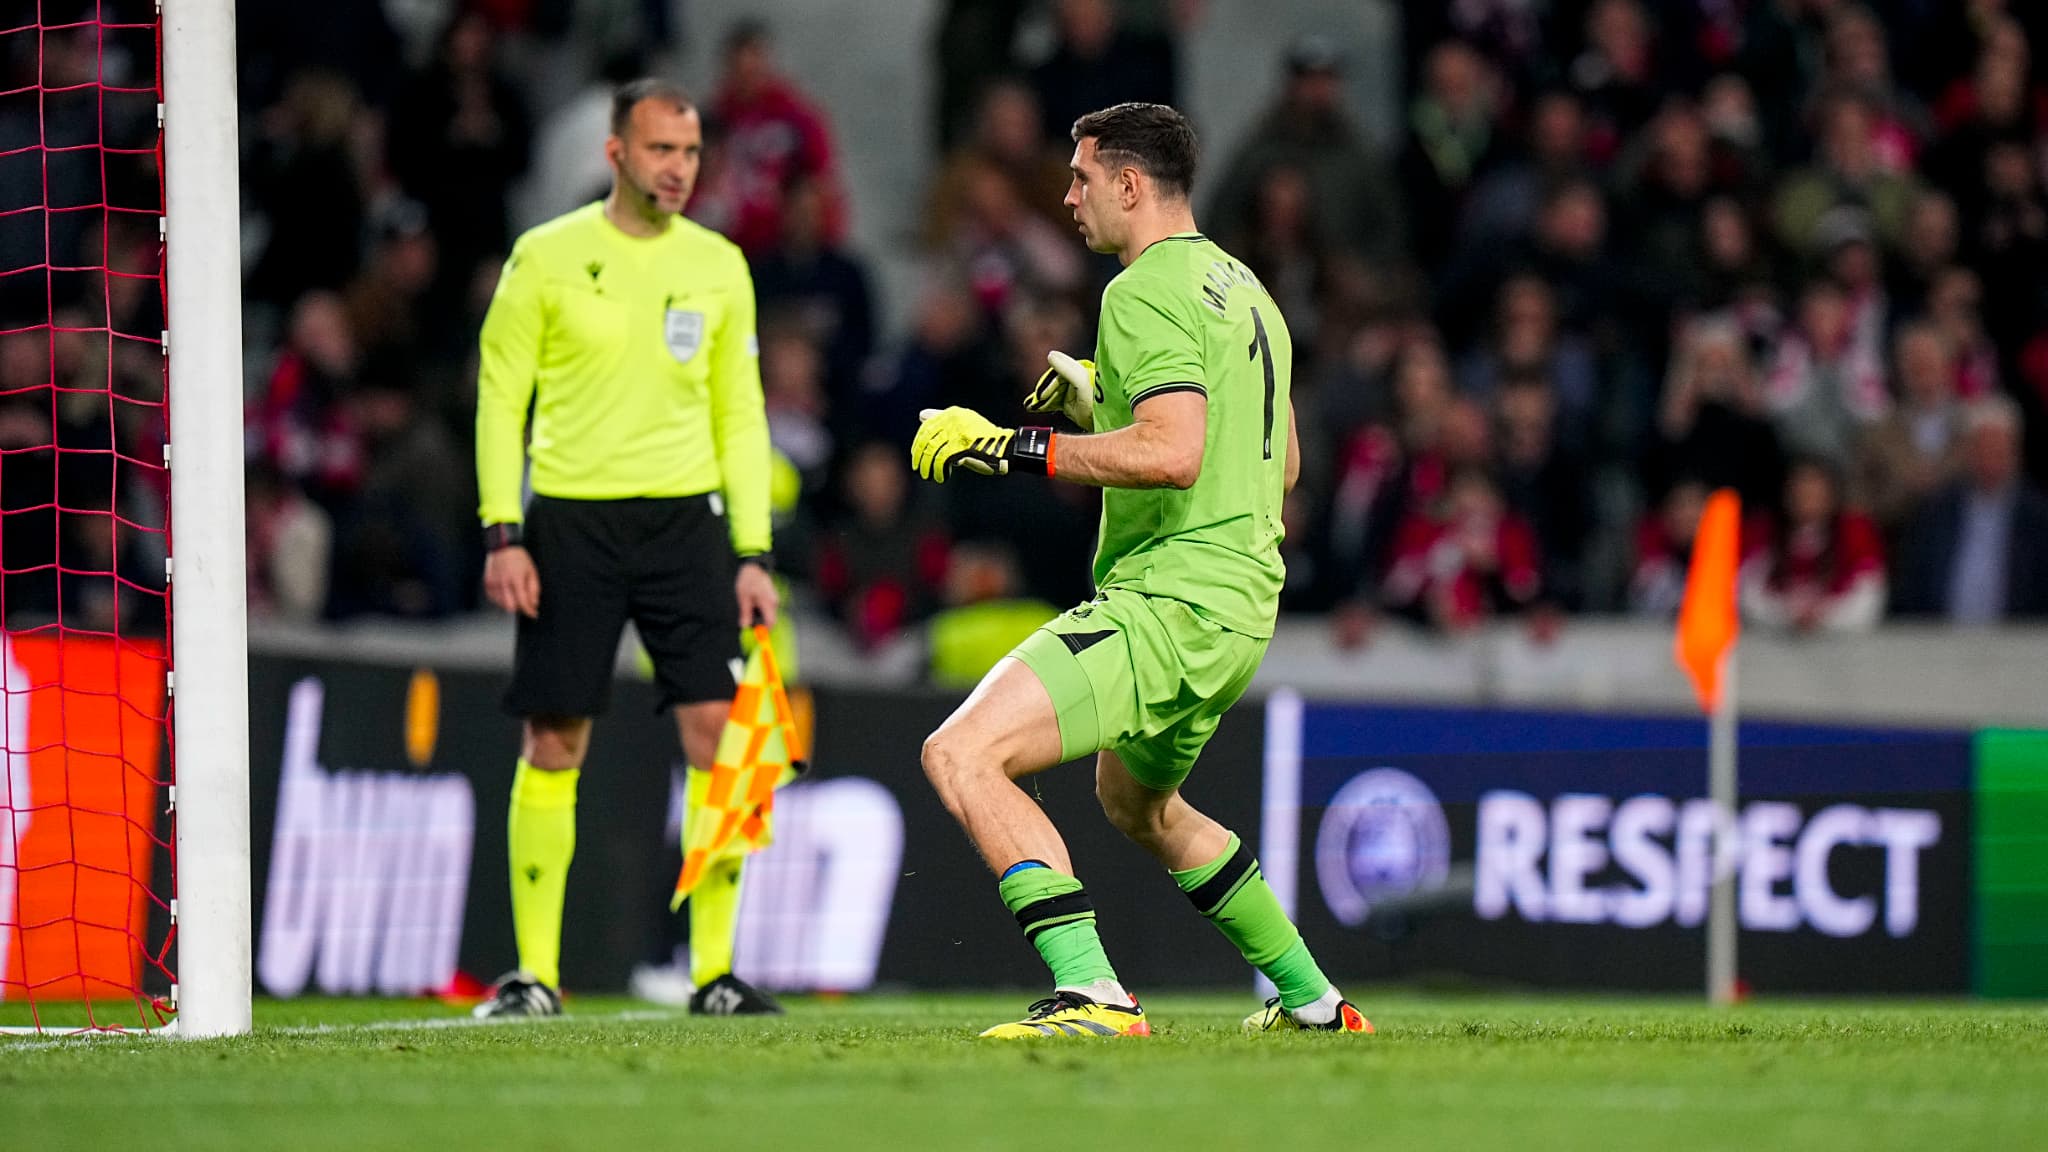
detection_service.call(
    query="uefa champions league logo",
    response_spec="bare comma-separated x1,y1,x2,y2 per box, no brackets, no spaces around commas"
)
1315,769,1452,927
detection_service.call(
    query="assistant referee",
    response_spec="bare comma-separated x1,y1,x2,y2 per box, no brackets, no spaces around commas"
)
471,79,782,1018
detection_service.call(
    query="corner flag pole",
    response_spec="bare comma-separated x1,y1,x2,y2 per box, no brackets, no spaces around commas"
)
1707,651,1738,1006
1674,490,1742,1006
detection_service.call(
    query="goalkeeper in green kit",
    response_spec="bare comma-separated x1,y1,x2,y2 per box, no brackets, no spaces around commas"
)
911,102,1372,1039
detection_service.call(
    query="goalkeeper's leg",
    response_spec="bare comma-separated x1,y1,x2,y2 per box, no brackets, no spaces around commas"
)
1096,750,1371,1033
923,658,1144,1037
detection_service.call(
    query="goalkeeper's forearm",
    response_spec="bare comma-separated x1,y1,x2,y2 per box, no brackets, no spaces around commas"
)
1044,392,1206,491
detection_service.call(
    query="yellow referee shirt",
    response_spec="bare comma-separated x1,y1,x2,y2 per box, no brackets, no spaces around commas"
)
476,202,772,555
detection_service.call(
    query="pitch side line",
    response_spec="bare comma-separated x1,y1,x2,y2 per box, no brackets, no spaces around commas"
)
0,1007,689,1049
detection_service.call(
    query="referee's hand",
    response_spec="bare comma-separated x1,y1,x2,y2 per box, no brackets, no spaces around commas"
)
485,546,541,619
736,560,780,629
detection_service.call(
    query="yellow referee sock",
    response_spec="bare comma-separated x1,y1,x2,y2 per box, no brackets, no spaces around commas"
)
689,854,744,987
508,759,579,990
683,764,744,986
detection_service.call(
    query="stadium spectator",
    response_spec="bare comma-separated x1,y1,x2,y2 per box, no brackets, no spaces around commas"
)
814,441,950,650
344,200,447,406
1383,469,1544,633
926,79,1075,251
1207,34,1403,270
1819,2,1929,173
872,280,996,448
1773,90,1922,259
1218,166,1340,357
515,51,647,231
709,20,849,255
1889,190,1960,320
389,11,532,302
245,462,333,623
324,379,468,620
1460,90,1592,254
1496,368,1591,608
1924,265,2001,400
1893,396,2048,621
1966,138,2048,349
1763,278,1889,468
760,328,836,499
1629,477,1709,618
1458,274,1599,444
1402,40,1503,270
1568,0,1665,162
245,72,372,305
252,292,367,515
933,0,1030,151
1028,0,1177,147
937,155,1085,322
753,174,877,433
1653,317,1785,508
1316,339,1458,612
1740,457,1888,634
1857,321,1968,532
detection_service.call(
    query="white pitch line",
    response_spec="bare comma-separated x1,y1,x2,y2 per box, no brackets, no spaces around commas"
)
0,1007,690,1051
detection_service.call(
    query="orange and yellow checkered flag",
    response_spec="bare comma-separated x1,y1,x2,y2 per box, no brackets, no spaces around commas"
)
670,625,806,910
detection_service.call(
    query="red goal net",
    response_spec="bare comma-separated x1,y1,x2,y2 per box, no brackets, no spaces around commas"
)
1,1,175,1031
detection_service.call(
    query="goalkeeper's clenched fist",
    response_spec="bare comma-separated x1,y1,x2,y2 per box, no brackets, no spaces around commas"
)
911,407,1054,482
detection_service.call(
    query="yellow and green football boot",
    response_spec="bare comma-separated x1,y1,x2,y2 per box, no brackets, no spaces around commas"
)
1242,997,1373,1034
979,991,1150,1039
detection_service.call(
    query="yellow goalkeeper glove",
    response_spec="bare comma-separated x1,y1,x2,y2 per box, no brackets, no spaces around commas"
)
911,407,1054,482
1026,351,1098,431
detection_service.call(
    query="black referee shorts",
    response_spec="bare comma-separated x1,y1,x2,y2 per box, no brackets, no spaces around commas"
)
504,494,740,718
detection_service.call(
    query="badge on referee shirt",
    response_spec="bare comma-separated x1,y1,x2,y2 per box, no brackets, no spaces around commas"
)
664,306,706,363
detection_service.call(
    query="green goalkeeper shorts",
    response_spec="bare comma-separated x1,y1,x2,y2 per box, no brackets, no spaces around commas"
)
1011,587,1268,791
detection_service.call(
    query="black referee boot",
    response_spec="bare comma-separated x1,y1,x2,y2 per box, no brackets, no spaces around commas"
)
472,971,564,1019
689,973,784,1016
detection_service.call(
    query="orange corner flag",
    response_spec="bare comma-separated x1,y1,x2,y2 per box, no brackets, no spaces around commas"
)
1674,489,1742,713
670,625,805,910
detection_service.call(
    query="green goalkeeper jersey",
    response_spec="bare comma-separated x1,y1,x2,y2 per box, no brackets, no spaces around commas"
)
1088,233,1291,638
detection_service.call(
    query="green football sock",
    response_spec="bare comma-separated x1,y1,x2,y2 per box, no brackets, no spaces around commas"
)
998,862,1118,989
508,759,579,990
1173,832,1331,1010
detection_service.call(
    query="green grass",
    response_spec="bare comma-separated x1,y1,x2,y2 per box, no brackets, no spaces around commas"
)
5,993,2048,1150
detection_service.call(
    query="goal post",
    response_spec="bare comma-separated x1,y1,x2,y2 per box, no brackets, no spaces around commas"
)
162,0,250,1039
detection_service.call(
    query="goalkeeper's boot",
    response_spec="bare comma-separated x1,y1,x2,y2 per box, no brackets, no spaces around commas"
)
472,971,563,1019
1242,996,1373,1034
689,973,785,1016
979,990,1150,1039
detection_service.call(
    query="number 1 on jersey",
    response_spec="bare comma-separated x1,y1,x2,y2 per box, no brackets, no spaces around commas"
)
1248,307,1276,460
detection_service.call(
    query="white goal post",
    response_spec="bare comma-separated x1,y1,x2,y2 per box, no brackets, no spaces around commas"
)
162,0,252,1038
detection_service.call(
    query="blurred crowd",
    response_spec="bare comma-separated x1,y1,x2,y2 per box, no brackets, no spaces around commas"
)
9,0,2048,656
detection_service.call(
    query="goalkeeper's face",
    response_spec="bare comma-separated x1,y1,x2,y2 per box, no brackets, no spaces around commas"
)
608,100,703,217
1065,137,1129,255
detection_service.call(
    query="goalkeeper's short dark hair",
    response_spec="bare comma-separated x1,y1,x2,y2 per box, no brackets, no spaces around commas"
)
1071,103,1199,199
611,77,695,138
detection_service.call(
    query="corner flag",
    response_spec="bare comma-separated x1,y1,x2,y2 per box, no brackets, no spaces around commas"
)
670,625,805,910
1674,489,1742,712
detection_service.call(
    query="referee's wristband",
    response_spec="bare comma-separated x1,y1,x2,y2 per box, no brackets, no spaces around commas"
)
483,522,524,552
738,551,775,573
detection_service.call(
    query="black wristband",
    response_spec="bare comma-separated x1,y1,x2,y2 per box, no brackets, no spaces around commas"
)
1010,427,1054,475
738,551,775,573
483,522,523,552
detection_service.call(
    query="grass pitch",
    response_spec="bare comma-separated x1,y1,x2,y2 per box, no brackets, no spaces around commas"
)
5,992,2046,1150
